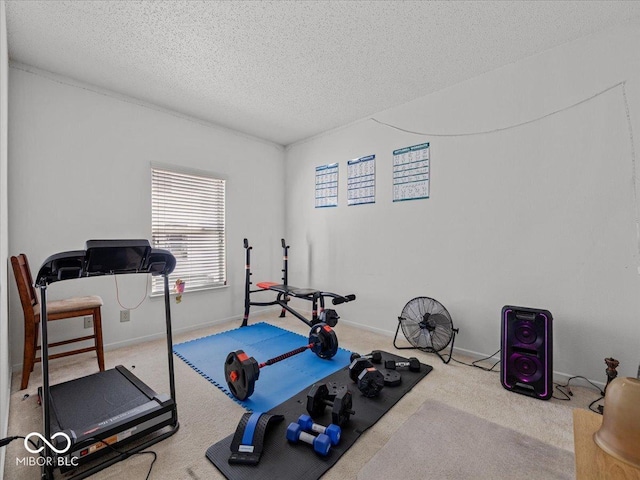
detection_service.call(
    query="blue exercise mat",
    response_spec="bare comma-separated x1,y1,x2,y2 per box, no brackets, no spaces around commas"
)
173,322,352,412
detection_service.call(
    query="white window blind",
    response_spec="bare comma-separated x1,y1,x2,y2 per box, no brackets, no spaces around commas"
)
151,167,226,294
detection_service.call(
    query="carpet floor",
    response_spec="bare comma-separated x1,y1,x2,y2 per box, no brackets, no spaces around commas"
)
358,399,574,480
3,310,599,479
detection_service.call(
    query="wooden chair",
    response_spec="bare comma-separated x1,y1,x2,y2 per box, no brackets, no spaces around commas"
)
11,253,105,390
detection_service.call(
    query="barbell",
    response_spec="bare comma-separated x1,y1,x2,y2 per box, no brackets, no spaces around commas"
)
224,323,339,400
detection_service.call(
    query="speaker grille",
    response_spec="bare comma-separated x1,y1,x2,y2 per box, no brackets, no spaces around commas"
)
509,353,543,382
501,306,553,400
514,322,536,344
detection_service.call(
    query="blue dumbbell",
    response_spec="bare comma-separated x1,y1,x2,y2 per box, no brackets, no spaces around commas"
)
286,422,331,456
297,414,341,446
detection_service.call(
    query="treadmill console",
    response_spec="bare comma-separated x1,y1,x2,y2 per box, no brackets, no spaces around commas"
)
36,239,176,285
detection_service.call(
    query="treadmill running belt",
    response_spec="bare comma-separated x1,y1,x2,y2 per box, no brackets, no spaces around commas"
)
47,368,152,432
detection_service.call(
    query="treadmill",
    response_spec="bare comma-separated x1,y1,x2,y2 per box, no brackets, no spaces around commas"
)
34,240,179,479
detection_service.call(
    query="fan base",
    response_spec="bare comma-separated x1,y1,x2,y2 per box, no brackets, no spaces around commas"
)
392,318,458,364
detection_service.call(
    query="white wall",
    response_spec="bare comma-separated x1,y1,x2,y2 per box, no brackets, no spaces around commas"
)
285,20,640,383
0,2,9,477
7,65,285,370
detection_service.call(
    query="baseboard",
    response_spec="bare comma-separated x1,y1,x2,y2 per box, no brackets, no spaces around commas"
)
1,337,9,480
105,305,279,349
0,410,9,480
102,313,246,351
11,310,607,392
452,346,606,390
0,382,8,480
340,318,395,337
552,369,605,390
0,439,4,480
341,319,606,390
11,307,280,372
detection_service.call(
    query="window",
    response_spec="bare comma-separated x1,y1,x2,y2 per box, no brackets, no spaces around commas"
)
151,166,226,295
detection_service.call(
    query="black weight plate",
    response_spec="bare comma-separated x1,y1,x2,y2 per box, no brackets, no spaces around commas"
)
348,357,372,383
380,368,402,387
323,309,339,327
309,323,338,359
331,387,353,427
306,383,330,418
224,350,259,401
357,368,384,398
325,381,343,397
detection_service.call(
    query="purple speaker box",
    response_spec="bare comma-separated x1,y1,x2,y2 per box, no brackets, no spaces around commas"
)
500,305,553,400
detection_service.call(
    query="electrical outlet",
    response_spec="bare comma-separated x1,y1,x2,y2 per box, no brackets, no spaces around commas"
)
120,310,130,323
84,317,93,329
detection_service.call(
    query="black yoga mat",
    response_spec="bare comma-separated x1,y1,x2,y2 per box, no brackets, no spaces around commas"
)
206,351,433,480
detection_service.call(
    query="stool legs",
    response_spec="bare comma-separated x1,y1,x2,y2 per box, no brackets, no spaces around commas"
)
93,307,105,371
21,320,37,390
21,308,105,390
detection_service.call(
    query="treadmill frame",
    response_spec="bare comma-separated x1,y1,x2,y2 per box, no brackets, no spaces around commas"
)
35,241,179,479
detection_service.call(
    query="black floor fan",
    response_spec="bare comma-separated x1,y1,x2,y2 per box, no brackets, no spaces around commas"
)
393,296,458,364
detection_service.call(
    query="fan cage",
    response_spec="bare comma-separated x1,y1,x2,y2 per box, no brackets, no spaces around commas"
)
394,296,458,364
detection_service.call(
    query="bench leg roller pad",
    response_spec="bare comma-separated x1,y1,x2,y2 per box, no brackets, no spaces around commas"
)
228,412,284,465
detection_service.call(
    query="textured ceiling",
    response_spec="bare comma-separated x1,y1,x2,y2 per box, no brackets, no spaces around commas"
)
5,1,640,146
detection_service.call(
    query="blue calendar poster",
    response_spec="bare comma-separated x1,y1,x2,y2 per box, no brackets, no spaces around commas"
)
315,163,339,208
392,143,430,202
347,155,375,206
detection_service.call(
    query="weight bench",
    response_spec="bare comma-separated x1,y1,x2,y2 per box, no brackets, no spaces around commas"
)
242,238,356,327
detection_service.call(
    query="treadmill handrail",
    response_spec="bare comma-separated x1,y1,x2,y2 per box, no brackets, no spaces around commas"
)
35,240,176,286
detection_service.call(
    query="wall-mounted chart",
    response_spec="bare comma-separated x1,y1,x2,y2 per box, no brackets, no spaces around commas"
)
347,154,375,206
315,163,339,208
393,142,430,202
